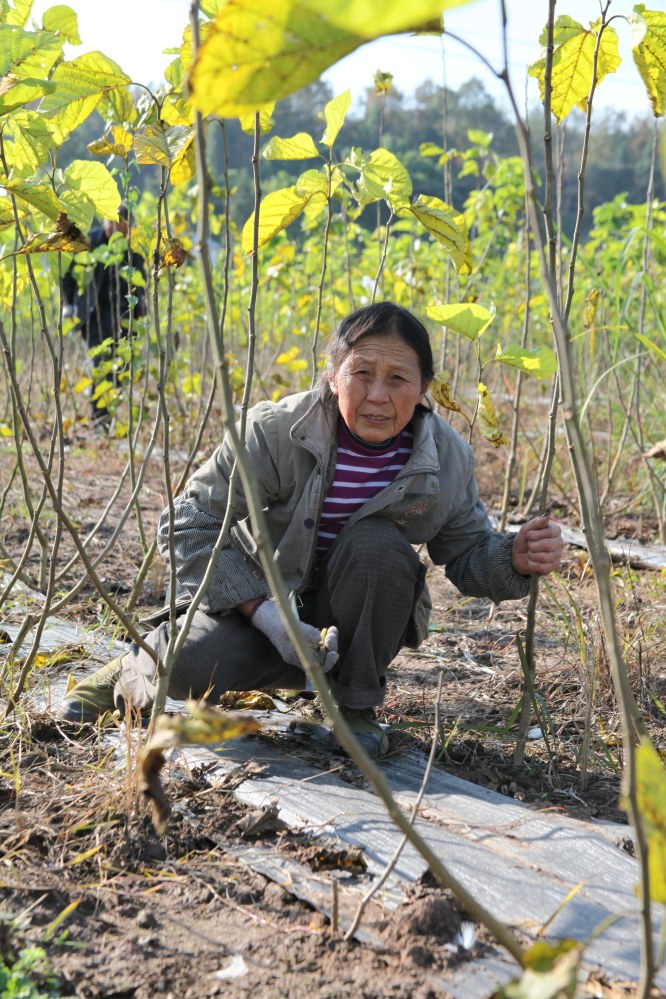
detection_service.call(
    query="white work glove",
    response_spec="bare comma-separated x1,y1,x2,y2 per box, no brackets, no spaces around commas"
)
251,599,339,673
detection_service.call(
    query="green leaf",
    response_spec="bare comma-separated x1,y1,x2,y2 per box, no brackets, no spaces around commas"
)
426,302,494,341
200,0,225,14
39,51,131,144
528,17,621,122
2,0,32,27
189,0,471,116
7,109,53,170
0,77,55,116
98,84,137,125
0,195,28,229
496,941,581,998
0,24,62,79
356,147,412,211
636,332,666,363
3,178,63,221
297,167,341,223
630,6,666,117
405,196,472,275
61,160,120,226
321,89,351,146
242,185,313,252
263,132,320,160
495,343,558,379
477,382,509,448
622,738,666,903
42,4,81,43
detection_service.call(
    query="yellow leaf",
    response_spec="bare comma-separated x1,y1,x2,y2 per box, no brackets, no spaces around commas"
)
147,700,261,752
139,702,261,835
7,110,54,171
15,212,91,254
3,0,33,27
238,101,275,134
495,343,558,380
43,898,82,941
181,373,202,396
161,93,194,127
321,89,351,146
169,133,195,185
242,185,312,252
356,147,412,211
495,940,581,999
189,0,469,116
189,0,363,117
403,195,472,274
277,346,300,364
430,373,462,413
621,737,666,903
62,159,121,223
4,178,63,221
42,4,81,44
309,0,468,37
263,132,320,160
427,302,495,341
39,51,132,145
477,382,508,448
631,6,666,118
219,691,277,710
74,376,93,393
161,238,187,268
66,842,105,867
0,423,12,437
87,125,134,159
134,123,194,184
528,17,621,122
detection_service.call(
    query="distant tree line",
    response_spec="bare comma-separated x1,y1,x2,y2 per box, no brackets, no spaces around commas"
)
61,77,664,242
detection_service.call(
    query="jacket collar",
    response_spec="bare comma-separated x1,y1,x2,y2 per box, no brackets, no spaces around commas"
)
290,392,440,475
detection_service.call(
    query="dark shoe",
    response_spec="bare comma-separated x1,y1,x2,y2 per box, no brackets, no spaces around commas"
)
58,656,125,723
335,706,390,759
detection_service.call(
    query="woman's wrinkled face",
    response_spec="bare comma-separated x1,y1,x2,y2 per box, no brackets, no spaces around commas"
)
327,332,429,444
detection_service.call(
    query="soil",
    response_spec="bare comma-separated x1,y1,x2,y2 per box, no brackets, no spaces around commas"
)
1,426,665,998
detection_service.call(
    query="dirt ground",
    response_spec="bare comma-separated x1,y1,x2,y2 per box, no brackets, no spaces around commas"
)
1,428,665,998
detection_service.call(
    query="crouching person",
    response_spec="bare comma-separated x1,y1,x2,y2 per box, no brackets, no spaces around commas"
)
59,302,563,757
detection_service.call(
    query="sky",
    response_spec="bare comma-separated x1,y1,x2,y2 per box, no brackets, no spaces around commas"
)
30,0,652,122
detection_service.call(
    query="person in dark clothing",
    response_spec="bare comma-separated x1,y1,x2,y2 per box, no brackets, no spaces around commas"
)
62,205,146,423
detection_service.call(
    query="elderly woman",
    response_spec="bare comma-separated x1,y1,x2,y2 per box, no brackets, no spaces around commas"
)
59,302,563,757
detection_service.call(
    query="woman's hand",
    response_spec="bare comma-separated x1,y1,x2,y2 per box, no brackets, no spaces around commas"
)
512,515,564,576
245,598,339,672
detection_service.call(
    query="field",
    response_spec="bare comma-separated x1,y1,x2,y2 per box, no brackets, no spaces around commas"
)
1,0,666,996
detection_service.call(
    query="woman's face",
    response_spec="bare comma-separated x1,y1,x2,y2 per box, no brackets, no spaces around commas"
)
328,332,429,444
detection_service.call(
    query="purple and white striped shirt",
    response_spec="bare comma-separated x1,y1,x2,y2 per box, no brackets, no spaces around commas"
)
315,418,413,558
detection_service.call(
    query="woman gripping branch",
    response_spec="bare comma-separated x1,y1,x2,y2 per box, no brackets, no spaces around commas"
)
59,302,563,758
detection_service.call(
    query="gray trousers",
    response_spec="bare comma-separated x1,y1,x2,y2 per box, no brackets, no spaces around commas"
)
116,518,425,712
